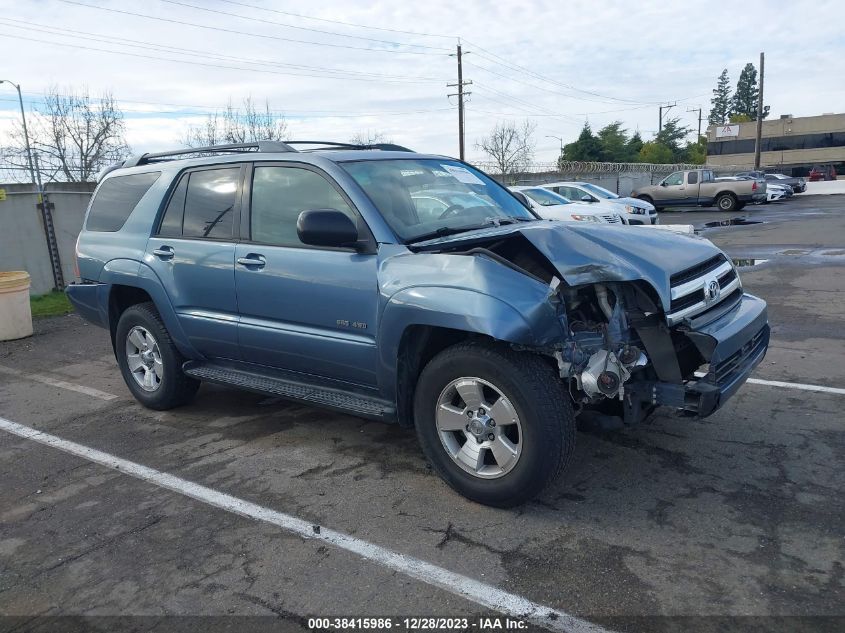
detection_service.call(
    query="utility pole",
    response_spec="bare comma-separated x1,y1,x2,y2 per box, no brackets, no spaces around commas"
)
447,44,472,160
659,102,676,133
687,107,703,139
753,51,765,170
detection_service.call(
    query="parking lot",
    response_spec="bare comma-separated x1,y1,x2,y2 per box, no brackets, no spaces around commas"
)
1,194,843,631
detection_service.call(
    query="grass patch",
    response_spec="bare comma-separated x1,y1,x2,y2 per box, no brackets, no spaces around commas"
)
30,290,73,318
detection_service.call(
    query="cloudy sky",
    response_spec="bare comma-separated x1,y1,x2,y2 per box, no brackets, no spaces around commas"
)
0,0,843,165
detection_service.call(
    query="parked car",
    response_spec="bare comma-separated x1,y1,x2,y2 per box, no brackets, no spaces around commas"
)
541,181,658,225
509,186,626,225
736,171,806,193
808,165,837,182
632,169,766,212
716,176,790,202
67,141,769,507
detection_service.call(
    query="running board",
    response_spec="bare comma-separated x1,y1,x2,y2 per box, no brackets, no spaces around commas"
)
183,361,395,422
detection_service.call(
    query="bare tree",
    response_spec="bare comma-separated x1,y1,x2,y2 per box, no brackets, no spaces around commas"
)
476,120,536,181
2,86,129,183
349,130,393,146
182,97,288,147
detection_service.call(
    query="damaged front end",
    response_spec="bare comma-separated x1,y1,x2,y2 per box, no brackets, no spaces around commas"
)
414,222,770,428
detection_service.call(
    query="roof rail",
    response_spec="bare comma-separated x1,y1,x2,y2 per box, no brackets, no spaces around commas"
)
284,141,414,152
123,141,297,168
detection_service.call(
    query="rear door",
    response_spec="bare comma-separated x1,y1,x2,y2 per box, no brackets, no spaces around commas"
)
234,163,379,387
145,165,244,359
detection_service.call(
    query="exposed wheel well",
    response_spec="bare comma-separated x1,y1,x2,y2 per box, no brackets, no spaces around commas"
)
395,326,482,427
636,194,653,204
108,285,154,349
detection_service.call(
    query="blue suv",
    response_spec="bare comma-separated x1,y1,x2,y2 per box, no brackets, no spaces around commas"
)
68,141,769,506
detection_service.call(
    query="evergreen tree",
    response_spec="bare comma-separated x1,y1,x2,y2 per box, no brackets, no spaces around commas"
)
626,131,644,161
732,63,770,121
596,121,629,162
655,117,692,160
561,122,603,161
708,69,732,125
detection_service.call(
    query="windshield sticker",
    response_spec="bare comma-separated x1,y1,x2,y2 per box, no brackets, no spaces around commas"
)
431,170,451,177
400,169,425,177
440,164,484,185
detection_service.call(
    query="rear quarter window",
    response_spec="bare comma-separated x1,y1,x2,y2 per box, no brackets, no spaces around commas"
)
86,172,161,232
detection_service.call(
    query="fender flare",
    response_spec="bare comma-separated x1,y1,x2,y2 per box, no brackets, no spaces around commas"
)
376,286,548,401
99,259,198,358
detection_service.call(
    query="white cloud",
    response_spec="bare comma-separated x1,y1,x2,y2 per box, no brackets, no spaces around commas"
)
0,0,842,164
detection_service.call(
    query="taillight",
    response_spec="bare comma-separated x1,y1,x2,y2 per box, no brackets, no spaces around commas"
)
752,181,758,191
73,235,80,279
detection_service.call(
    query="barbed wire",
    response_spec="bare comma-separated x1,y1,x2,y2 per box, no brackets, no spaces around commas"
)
471,160,724,175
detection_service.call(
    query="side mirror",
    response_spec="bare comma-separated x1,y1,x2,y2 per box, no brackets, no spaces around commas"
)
297,209,359,248
512,191,533,210
581,195,594,203
660,181,667,187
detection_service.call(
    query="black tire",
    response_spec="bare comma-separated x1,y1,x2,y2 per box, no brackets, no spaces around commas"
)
716,193,738,212
413,342,575,507
115,302,200,410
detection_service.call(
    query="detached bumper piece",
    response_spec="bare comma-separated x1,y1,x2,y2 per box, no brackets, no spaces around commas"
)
625,293,769,422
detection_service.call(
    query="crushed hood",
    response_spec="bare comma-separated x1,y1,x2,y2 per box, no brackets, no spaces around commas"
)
412,221,723,310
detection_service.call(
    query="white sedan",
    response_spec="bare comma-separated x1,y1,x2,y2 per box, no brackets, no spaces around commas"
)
510,186,626,224
540,181,658,224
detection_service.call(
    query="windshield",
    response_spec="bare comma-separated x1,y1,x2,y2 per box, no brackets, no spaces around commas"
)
342,159,535,242
580,183,619,199
523,188,570,206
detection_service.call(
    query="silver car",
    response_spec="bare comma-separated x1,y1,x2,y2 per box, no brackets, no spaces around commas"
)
542,181,658,225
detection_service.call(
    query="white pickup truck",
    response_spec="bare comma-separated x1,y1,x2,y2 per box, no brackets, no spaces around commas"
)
632,169,767,212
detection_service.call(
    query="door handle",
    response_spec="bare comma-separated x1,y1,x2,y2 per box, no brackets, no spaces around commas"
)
152,246,174,260
237,254,265,269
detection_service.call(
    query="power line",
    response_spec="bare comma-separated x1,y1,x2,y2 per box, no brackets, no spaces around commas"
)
216,0,457,39
57,0,448,56
463,39,661,105
156,0,450,51
0,33,443,84
0,19,444,83
0,96,456,120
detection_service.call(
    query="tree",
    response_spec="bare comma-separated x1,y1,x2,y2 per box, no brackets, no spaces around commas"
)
708,68,732,126
626,130,644,162
477,120,536,179
182,97,288,147
349,130,393,146
731,63,770,121
683,136,707,164
2,86,129,183
596,121,631,162
561,122,602,162
638,142,674,164
728,113,752,123
654,117,693,161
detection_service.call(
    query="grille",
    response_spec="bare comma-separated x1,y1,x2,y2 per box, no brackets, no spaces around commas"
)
666,255,741,325
602,214,622,224
712,326,768,386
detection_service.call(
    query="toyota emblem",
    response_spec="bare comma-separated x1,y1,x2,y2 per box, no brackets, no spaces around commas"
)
705,278,721,302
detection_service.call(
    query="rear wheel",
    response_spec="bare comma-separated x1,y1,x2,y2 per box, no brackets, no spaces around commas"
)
413,342,575,507
115,302,200,410
716,193,738,212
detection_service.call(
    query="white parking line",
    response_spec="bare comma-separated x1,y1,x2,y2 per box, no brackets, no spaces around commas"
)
693,371,845,396
0,365,118,401
746,377,845,395
0,416,611,633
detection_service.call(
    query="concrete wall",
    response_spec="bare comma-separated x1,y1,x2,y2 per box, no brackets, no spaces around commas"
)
493,169,669,196
0,182,95,295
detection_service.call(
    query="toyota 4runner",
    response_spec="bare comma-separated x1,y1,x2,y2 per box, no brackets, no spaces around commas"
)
68,141,769,507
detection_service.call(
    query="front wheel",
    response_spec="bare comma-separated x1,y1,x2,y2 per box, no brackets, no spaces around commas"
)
115,302,200,410
413,342,575,507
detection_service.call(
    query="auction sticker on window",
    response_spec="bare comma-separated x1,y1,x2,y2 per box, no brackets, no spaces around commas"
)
439,164,484,185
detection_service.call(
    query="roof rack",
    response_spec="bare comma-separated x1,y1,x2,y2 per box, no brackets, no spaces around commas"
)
123,141,297,168
284,141,414,152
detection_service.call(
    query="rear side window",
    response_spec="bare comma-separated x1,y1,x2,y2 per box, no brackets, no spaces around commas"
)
87,172,161,232
157,167,240,239
688,172,698,185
